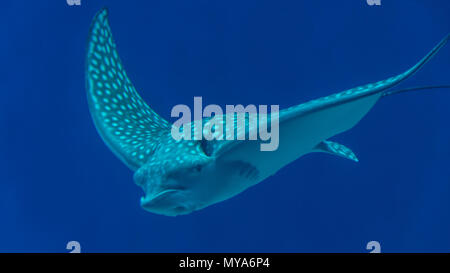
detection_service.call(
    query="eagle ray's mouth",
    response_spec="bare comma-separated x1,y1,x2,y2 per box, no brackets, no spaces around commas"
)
152,189,179,200
140,187,185,206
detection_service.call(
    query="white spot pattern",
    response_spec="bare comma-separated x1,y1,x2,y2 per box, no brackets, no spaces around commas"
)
86,9,170,170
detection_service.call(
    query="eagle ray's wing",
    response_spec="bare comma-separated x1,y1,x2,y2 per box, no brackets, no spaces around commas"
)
211,35,449,178
86,8,171,171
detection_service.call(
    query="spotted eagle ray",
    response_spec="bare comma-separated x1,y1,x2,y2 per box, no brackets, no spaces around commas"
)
86,9,449,216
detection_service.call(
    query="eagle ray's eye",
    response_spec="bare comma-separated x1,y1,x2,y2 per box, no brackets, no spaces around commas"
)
193,164,202,172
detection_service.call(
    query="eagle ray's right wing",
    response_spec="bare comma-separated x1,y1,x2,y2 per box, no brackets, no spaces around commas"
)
86,8,171,171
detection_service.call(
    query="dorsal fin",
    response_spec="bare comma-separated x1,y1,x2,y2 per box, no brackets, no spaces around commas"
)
85,8,170,171
314,141,359,162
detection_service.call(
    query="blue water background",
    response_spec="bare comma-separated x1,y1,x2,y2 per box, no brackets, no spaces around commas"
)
1,0,449,252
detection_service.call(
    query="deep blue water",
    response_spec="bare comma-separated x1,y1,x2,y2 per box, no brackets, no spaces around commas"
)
1,0,449,253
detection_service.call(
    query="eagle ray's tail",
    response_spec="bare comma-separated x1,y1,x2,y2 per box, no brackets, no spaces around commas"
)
383,85,450,97
379,34,450,96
